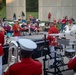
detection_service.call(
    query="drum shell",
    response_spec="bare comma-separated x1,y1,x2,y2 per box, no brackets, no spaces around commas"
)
65,49,75,58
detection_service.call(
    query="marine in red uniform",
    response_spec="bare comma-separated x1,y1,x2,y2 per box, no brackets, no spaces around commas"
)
47,21,59,65
13,20,21,36
0,32,4,75
3,39,42,75
47,21,59,46
0,32,4,56
68,55,76,71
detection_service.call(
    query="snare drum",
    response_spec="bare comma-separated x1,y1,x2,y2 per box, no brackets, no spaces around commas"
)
65,49,75,58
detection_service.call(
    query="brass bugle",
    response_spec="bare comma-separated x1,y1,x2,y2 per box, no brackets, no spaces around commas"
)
4,40,20,72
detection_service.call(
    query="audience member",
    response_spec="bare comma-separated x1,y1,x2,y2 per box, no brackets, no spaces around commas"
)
18,16,21,22
32,16,36,24
21,11,25,19
28,13,33,21
20,22,27,35
68,18,73,30
48,12,51,22
60,17,66,32
13,13,16,21
3,23,12,37
44,22,50,32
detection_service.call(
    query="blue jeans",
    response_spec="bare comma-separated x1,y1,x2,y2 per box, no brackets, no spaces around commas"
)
60,24,66,32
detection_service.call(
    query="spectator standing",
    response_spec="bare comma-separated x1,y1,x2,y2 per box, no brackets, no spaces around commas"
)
67,18,73,31
53,18,57,25
28,13,33,21
2,17,7,27
69,16,75,24
13,13,16,21
3,17,6,22
18,16,21,22
60,17,66,32
48,12,51,22
57,18,62,24
21,11,25,19
3,23,12,37
65,16,68,25
22,16,26,23
72,17,75,24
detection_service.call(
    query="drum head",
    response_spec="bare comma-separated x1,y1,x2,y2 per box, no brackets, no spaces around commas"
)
65,49,75,52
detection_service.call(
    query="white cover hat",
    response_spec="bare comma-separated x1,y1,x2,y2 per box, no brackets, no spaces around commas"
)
18,39,37,51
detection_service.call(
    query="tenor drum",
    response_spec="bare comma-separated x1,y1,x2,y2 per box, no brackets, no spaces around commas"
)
65,49,75,58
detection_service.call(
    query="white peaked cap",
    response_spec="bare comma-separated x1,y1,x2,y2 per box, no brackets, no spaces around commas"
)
18,39,37,51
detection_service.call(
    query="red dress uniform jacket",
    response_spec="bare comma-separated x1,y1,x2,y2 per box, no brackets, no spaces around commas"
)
3,58,42,75
0,32,4,56
68,57,76,70
47,25,59,46
13,24,21,36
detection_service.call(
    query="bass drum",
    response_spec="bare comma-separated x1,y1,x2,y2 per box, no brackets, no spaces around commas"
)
65,49,75,58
